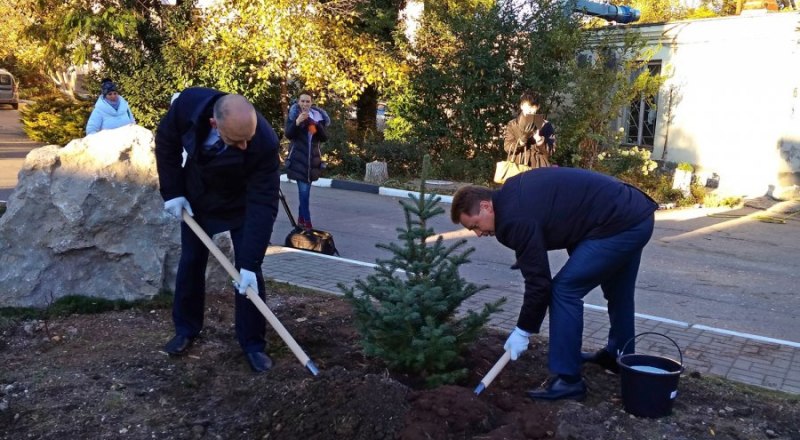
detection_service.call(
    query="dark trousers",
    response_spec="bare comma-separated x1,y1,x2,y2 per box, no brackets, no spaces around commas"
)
548,214,655,376
173,216,267,353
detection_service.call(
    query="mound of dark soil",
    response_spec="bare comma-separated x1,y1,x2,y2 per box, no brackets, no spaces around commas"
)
1,286,798,439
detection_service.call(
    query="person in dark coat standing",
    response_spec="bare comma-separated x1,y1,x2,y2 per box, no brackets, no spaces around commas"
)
155,87,281,373
503,91,556,169
284,92,330,231
450,168,658,401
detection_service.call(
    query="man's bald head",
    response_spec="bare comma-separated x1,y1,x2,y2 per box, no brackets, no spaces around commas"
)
211,94,257,150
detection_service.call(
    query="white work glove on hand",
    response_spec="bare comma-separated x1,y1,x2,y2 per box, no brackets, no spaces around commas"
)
532,132,543,144
504,327,531,361
164,197,194,219
236,268,257,295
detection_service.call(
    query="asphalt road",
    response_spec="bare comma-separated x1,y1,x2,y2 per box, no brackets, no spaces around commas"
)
2,106,798,344
0,104,44,201
275,183,800,344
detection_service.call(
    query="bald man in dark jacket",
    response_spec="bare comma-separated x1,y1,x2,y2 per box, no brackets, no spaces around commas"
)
155,87,281,373
451,167,657,400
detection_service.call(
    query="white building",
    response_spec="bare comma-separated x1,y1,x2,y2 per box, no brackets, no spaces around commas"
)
609,12,800,197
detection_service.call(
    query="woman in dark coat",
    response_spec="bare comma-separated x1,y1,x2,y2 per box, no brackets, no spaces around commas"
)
284,92,330,230
503,91,556,169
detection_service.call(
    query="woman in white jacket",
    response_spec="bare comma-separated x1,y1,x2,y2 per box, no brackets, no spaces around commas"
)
85,79,136,135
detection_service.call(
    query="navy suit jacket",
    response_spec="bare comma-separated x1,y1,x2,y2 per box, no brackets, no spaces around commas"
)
155,87,281,272
493,167,657,333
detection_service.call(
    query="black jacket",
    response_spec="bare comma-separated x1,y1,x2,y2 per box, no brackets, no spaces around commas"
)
284,104,329,183
155,87,281,272
492,167,657,333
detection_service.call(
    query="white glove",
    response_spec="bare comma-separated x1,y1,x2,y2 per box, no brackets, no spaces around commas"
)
532,132,543,144
236,268,257,295
164,197,194,219
504,327,531,361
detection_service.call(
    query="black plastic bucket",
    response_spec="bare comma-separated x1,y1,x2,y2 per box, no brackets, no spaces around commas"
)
617,332,684,418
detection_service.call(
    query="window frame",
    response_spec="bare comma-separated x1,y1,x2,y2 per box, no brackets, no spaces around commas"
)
622,61,662,148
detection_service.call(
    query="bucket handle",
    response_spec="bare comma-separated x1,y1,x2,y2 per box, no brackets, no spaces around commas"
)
620,332,683,367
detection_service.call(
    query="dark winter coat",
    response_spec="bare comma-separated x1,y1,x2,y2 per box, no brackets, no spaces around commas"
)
492,167,658,333
284,103,330,183
154,87,281,272
503,114,556,169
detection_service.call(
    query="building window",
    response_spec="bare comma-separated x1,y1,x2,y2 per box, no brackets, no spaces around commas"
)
625,62,661,147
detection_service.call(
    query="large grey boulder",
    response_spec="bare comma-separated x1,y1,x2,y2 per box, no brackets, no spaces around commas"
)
0,125,232,308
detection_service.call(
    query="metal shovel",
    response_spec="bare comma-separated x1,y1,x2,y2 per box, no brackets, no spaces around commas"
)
182,210,319,376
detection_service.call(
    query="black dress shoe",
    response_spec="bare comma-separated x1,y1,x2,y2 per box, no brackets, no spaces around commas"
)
164,334,195,356
245,352,274,373
581,348,620,374
527,376,587,401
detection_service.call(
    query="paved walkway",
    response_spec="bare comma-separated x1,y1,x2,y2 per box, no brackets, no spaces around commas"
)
263,245,800,395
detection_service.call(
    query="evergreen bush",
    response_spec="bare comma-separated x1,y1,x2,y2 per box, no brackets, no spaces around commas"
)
20,95,93,145
364,138,425,178
343,155,505,387
324,139,367,179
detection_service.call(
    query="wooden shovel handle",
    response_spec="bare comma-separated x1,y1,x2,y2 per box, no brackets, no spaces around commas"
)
475,351,511,394
181,211,317,374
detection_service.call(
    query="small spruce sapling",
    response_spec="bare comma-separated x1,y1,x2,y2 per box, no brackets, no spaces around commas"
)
342,155,505,387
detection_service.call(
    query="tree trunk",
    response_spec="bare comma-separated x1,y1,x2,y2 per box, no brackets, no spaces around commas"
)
365,160,389,184
280,76,289,126
356,85,378,137
49,69,78,102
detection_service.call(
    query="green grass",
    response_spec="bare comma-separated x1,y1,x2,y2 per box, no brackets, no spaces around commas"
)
689,371,800,403
0,282,328,322
0,291,173,320
0,280,328,333
266,279,344,298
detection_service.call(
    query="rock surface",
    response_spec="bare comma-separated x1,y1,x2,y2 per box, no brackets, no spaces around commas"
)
0,125,231,308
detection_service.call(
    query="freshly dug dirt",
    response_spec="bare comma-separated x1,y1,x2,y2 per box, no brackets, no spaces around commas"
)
1,285,799,439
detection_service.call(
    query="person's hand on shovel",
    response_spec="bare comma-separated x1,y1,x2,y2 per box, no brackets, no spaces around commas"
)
475,326,531,395
504,327,531,360
236,269,258,295
164,196,194,219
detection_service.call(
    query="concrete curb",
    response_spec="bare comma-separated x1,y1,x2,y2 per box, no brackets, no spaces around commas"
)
3,176,453,207
280,174,454,204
